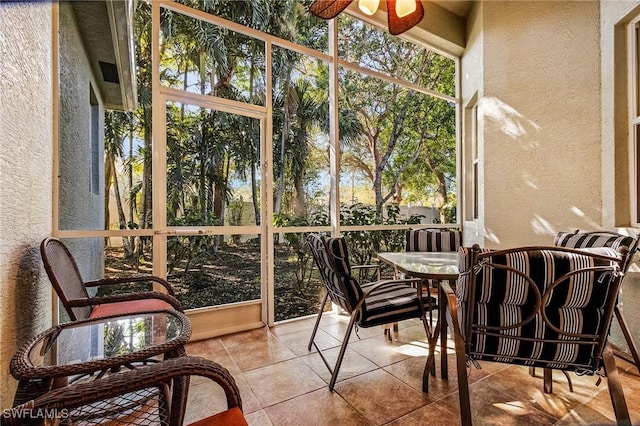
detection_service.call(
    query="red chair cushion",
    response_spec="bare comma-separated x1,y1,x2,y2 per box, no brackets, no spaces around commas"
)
89,299,174,318
187,407,248,426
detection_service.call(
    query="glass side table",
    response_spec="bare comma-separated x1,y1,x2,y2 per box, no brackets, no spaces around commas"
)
10,309,191,409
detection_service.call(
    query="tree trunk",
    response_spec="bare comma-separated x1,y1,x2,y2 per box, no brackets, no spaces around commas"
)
104,155,113,230
251,148,260,226
126,125,134,258
274,63,294,214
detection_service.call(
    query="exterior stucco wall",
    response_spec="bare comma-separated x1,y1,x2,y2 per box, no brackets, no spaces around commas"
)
58,2,104,282
600,1,640,358
0,3,53,408
461,2,484,246
480,1,602,247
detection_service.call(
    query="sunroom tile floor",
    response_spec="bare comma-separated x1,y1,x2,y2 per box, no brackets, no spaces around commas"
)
183,313,640,425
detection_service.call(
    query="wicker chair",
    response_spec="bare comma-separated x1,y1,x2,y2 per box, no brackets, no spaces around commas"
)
41,237,182,321
306,233,432,391
1,356,247,426
554,230,640,373
431,245,630,425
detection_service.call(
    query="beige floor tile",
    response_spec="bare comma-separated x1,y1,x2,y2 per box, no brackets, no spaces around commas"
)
245,409,274,426
437,385,558,426
263,388,370,426
384,355,458,399
222,327,274,348
385,403,461,426
277,328,341,357
391,323,431,344
555,404,615,425
184,378,234,424
299,347,379,384
243,358,326,407
334,369,429,425
348,332,425,367
269,317,316,336
182,314,640,426
319,319,384,341
226,336,297,371
185,337,225,356
478,364,594,419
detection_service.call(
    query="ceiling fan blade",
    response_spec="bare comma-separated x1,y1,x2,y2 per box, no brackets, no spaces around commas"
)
387,0,424,35
309,0,355,19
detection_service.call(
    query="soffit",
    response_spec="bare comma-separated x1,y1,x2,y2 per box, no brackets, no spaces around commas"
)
71,0,137,111
430,0,473,18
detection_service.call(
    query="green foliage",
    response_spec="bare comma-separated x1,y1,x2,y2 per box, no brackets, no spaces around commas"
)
340,203,423,266
167,210,219,273
273,211,329,287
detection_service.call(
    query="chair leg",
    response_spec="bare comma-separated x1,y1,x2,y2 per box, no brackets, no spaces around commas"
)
561,371,574,392
453,325,472,425
602,347,631,425
418,304,435,392
543,368,553,394
328,313,358,391
614,304,640,374
308,292,329,351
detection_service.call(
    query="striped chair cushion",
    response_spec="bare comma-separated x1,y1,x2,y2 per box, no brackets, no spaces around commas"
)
454,246,493,335
325,237,352,277
322,236,364,311
307,235,357,312
457,248,620,370
359,281,423,327
311,235,423,328
554,231,636,252
406,229,462,252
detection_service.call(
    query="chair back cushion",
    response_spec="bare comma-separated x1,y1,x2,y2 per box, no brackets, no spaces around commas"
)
456,246,624,371
554,230,638,272
406,229,462,252
555,230,637,251
41,238,91,320
307,234,362,312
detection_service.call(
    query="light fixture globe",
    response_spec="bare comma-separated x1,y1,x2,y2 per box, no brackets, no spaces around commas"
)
308,0,424,36
395,0,416,18
358,0,380,15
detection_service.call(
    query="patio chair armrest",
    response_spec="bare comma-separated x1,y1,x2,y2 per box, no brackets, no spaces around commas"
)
352,263,382,280
4,357,242,425
67,292,183,312
352,264,379,271
85,275,176,296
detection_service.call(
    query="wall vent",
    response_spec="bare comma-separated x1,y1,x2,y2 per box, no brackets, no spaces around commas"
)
99,61,120,84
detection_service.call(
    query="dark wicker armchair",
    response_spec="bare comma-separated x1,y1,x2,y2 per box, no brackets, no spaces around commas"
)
306,233,432,391
41,237,182,320
431,244,631,425
1,356,248,426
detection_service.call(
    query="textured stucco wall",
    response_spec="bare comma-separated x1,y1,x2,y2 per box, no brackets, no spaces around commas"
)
480,1,602,247
600,1,640,357
461,2,484,246
58,2,104,281
0,2,53,408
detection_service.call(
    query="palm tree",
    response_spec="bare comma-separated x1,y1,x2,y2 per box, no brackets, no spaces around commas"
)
104,111,130,235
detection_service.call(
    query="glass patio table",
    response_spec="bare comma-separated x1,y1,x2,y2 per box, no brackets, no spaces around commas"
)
377,251,459,380
10,309,191,420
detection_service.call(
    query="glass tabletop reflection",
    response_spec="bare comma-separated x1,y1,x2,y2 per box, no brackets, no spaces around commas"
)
377,251,459,278
28,311,185,369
